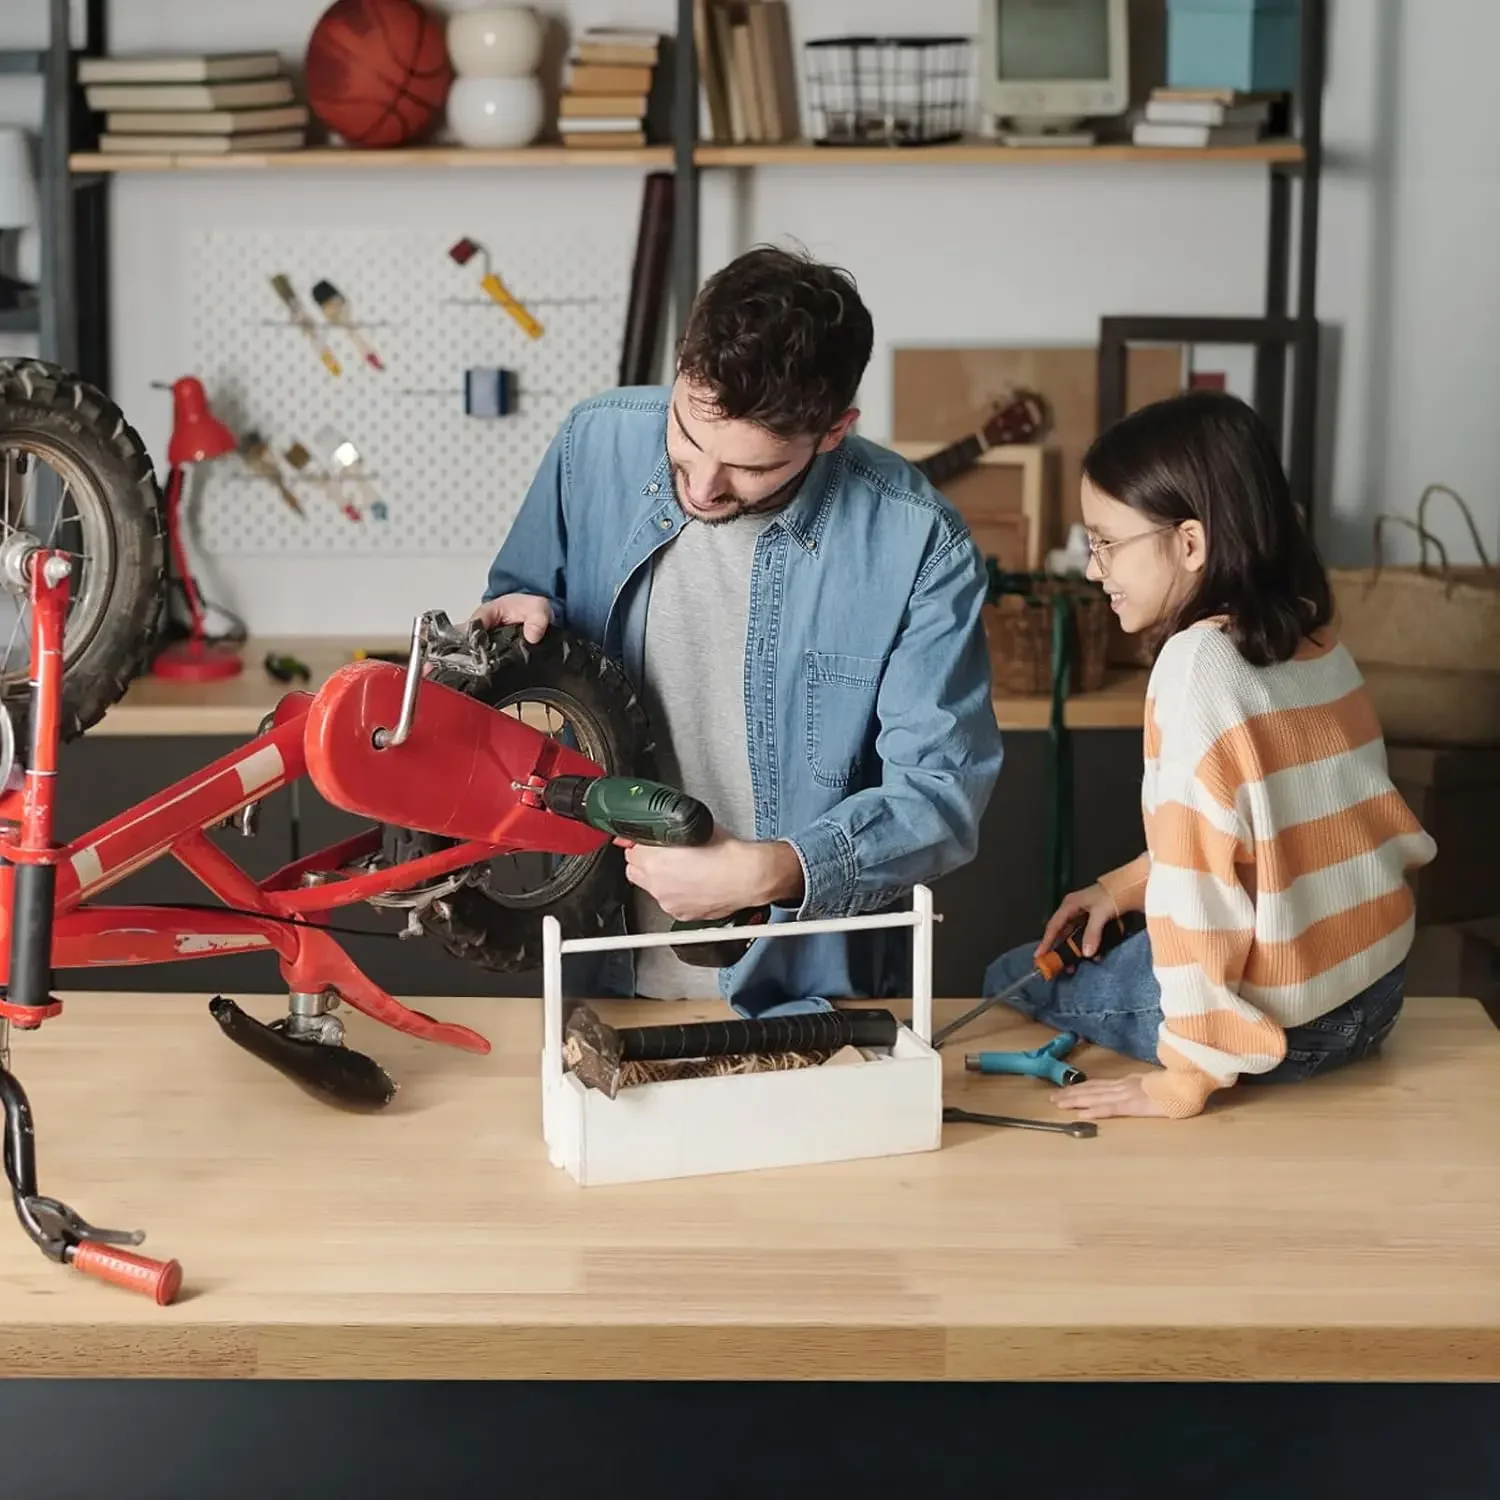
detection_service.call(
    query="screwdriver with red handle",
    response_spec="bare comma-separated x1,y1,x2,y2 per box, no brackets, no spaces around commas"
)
930,909,1145,1050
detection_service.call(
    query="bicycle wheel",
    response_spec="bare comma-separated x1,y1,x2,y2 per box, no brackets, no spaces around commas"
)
380,623,658,972
0,359,165,744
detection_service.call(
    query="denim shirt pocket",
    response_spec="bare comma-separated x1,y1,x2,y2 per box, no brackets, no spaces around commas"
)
804,650,884,789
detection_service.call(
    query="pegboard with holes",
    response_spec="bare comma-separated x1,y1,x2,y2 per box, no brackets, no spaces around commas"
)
187,225,635,556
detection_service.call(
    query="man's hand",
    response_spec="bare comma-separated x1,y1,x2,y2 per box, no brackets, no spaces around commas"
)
469,592,552,644
1050,1073,1169,1120
620,832,804,922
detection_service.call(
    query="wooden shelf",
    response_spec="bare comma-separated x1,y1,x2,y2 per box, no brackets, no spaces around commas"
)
696,137,1306,166
69,138,1303,174
993,667,1148,731
68,144,675,173
97,637,1147,737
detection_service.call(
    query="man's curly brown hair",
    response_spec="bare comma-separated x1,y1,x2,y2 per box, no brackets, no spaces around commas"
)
675,245,874,440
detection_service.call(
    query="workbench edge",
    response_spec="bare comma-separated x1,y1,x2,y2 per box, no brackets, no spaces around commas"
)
1,1322,1495,1382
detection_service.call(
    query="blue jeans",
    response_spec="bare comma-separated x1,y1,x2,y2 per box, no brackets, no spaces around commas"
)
980,929,1406,1084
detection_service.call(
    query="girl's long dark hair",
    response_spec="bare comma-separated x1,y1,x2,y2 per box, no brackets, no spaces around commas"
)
1081,390,1332,667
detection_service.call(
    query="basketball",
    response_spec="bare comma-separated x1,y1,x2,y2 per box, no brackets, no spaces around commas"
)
305,0,453,149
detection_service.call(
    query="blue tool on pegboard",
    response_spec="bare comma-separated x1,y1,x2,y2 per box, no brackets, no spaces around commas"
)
464,367,517,417
964,1032,1086,1088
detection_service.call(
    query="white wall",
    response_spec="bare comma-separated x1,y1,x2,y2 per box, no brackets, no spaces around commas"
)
1369,0,1500,568
1,0,1497,635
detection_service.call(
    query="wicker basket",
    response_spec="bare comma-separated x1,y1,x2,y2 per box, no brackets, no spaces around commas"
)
984,571,1114,697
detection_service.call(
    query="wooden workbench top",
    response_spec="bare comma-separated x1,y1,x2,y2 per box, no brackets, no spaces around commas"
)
2,992,1496,1381
97,638,1149,737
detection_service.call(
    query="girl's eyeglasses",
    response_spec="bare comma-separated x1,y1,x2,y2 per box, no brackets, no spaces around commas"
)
1085,523,1176,575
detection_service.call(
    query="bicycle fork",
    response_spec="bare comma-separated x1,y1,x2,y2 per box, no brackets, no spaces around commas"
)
0,539,182,1302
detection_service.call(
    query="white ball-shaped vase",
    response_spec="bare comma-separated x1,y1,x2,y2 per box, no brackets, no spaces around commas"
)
446,74,545,148
446,6,545,77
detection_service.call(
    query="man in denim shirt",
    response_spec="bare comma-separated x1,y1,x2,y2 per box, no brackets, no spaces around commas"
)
475,247,1002,1015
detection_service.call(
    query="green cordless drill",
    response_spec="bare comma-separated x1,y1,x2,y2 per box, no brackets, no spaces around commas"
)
542,774,713,847
542,775,769,966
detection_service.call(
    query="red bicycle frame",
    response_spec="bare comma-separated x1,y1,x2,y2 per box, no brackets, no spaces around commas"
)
0,545,649,1304
0,559,611,1057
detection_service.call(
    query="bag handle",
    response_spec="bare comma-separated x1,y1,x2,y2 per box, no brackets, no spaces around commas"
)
1416,484,1493,571
1370,513,1452,593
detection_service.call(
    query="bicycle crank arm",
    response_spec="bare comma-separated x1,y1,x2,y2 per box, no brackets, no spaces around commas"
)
209,997,397,1110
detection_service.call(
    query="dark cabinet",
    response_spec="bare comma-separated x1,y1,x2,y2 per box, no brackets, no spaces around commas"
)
50,729,1144,1003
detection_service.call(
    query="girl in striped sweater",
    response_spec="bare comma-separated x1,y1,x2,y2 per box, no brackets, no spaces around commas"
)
981,391,1436,1120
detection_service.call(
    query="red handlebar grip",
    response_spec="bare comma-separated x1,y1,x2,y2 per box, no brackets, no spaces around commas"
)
70,1241,184,1305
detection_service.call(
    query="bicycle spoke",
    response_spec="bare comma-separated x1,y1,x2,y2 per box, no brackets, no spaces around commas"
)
0,448,106,690
0,600,26,679
45,481,69,547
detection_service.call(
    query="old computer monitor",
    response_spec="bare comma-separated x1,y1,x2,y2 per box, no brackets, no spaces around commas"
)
978,0,1130,146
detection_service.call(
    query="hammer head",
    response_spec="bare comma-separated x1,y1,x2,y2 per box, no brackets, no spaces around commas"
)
562,1003,624,1099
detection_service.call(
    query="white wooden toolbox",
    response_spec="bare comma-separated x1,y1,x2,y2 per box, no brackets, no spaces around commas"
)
541,887,943,1186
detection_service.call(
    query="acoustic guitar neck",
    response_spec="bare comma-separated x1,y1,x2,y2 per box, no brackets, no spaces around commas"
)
914,434,986,487
910,389,1051,489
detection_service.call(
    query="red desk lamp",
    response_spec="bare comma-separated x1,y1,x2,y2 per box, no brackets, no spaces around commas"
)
152,376,242,682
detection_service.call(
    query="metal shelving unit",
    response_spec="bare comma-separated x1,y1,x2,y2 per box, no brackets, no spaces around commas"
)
46,0,1328,520
667,0,1329,528
24,0,107,383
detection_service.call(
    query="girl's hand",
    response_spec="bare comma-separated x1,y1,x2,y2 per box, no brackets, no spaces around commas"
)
1034,882,1117,963
1051,1074,1168,1120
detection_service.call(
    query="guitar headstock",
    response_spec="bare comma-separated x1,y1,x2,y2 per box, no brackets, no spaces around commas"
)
981,388,1053,448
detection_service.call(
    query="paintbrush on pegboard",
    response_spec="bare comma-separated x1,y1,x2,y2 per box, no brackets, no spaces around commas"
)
269,273,341,377
237,430,305,518
310,278,385,372
448,236,544,340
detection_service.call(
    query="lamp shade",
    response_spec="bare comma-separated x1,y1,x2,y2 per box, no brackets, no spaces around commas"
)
166,377,236,466
0,128,38,231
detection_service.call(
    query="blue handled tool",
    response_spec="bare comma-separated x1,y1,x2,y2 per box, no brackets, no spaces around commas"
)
964,1031,1085,1088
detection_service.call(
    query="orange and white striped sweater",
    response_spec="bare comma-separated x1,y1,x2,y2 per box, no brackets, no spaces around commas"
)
1097,622,1437,1117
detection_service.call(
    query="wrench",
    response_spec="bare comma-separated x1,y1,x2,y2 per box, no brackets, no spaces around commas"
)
942,1105,1097,1139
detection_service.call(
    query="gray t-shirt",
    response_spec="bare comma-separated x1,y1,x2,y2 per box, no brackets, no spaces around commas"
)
632,512,775,999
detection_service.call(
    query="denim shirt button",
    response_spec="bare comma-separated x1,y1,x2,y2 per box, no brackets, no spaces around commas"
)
658,517,671,530
647,483,659,494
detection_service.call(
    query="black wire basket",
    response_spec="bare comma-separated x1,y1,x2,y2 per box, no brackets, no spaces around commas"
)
803,35,972,147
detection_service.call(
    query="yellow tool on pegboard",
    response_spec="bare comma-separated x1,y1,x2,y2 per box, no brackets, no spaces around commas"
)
448,236,543,340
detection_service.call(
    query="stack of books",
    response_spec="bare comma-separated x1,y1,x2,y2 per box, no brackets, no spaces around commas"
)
80,52,308,155
1131,87,1284,149
694,0,799,145
558,28,666,149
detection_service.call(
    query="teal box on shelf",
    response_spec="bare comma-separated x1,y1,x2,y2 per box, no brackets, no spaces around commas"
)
1166,0,1300,94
